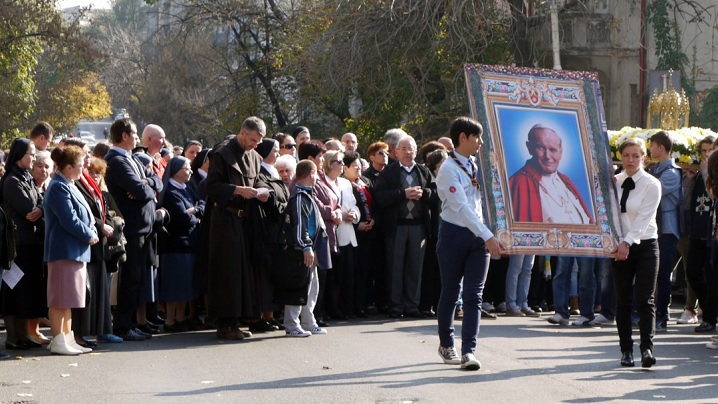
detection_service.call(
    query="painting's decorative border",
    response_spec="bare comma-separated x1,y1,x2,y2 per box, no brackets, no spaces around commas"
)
465,64,621,257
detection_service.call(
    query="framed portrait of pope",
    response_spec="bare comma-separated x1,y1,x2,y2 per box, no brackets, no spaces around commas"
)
464,64,622,257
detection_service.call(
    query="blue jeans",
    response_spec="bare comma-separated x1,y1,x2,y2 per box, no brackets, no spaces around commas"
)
655,234,678,323
596,258,616,320
505,255,535,309
553,256,597,320
436,221,490,355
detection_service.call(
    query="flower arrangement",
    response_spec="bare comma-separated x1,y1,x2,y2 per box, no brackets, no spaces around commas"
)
607,126,718,163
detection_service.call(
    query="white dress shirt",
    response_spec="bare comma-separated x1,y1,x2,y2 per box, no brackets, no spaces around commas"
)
616,168,661,245
435,152,493,241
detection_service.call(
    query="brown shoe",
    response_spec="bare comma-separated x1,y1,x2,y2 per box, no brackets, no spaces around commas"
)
454,307,464,319
506,307,526,317
569,296,580,316
521,307,541,317
219,326,246,341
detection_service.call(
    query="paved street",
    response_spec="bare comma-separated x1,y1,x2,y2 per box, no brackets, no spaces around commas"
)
1,310,717,403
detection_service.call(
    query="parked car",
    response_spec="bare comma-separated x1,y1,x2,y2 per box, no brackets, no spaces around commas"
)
78,131,97,144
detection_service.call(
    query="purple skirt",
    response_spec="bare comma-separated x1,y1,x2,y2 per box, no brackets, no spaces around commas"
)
47,260,87,308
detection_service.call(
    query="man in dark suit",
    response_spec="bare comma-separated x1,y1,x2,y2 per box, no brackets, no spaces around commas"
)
104,119,163,341
374,135,437,318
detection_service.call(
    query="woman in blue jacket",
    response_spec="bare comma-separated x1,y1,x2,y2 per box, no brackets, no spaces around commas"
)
44,146,99,355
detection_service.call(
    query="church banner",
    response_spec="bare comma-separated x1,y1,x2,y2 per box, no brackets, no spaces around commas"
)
465,64,622,257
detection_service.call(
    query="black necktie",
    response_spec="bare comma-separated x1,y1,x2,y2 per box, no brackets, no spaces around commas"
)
620,177,635,213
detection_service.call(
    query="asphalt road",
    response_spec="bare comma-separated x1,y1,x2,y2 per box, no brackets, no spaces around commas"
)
1,308,716,403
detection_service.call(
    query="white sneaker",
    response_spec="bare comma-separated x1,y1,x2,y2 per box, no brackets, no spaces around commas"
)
706,341,718,350
547,313,569,325
306,326,327,335
481,302,495,312
438,346,461,365
677,310,698,324
571,316,591,326
285,327,311,337
711,335,718,342
589,314,616,326
460,353,481,370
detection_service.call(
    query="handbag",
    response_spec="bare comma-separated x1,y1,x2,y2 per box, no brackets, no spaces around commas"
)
103,213,127,272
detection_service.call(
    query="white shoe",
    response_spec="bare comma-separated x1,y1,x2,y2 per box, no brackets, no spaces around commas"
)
67,331,92,353
572,316,591,326
49,333,82,356
285,327,311,337
711,335,718,342
547,313,569,325
305,325,327,335
706,341,718,350
677,310,698,324
460,353,481,370
589,314,616,326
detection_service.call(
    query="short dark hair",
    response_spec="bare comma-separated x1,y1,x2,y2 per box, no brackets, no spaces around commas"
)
425,149,448,174
342,151,361,167
650,130,673,153
420,141,446,163
110,119,135,145
449,117,482,146
241,116,266,137
273,132,291,143
29,122,54,140
298,140,326,160
295,160,316,180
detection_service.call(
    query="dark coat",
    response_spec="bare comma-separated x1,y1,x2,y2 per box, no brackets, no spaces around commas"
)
205,137,262,320
74,176,106,263
159,183,202,253
373,161,436,238
1,169,43,246
104,148,162,236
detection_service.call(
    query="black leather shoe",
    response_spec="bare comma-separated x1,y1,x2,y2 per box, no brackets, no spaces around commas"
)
694,321,716,333
405,311,428,319
137,324,160,335
620,351,634,367
267,318,286,330
249,320,279,333
132,327,154,339
21,338,42,348
117,329,146,341
5,340,31,350
316,320,330,328
641,349,656,368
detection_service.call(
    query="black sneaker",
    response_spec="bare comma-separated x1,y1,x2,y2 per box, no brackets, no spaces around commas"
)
694,321,716,333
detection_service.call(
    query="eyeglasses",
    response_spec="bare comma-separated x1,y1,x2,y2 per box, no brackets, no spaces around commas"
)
376,151,389,156
331,160,344,166
283,144,297,149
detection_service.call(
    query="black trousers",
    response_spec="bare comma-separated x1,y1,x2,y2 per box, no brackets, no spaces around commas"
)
685,238,717,325
613,239,659,353
114,234,150,333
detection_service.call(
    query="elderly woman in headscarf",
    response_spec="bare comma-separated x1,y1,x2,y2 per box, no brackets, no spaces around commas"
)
248,139,289,333
158,156,203,332
0,138,47,350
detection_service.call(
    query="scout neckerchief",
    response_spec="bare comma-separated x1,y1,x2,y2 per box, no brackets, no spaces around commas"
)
449,151,480,191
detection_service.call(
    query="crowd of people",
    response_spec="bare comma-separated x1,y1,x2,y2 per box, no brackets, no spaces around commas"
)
0,118,716,371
